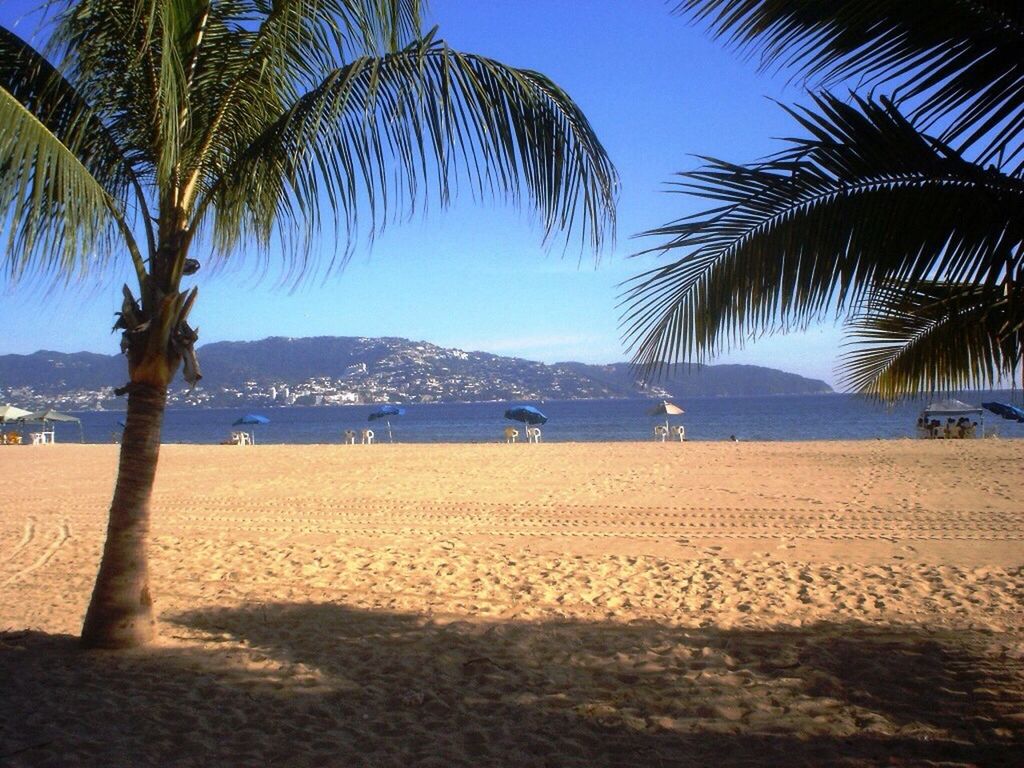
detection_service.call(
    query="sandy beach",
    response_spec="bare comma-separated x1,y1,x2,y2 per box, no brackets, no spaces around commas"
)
1,440,1022,766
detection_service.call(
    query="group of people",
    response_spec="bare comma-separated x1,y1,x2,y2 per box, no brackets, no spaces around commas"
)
917,416,978,439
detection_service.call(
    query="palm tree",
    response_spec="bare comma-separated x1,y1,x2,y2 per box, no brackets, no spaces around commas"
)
622,1,1024,397
0,0,617,649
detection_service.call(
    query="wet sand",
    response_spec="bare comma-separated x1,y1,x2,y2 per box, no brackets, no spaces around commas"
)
2,440,1022,766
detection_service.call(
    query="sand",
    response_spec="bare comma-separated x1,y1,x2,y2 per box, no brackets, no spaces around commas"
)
1,439,1022,766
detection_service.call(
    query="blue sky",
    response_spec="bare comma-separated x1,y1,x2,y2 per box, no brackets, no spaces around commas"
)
0,0,846,386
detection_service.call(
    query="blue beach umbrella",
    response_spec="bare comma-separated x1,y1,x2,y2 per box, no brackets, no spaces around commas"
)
504,405,547,425
369,405,405,442
233,413,270,443
982,402,1024,422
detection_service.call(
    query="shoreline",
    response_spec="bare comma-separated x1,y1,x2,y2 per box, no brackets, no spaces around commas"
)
7,435,1024,447
18,391,1022,445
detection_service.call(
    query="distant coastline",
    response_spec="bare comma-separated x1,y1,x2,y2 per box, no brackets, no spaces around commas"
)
0,335,831,412
54,392,1024,444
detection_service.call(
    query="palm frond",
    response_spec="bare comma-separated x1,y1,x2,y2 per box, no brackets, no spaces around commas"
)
620,93,1024,376
197,37,618,281
46,1,423,192
674,0,1024,165
0,24,138,282
840,280,1023,398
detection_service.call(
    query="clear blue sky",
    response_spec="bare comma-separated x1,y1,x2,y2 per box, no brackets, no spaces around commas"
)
0,0,846,386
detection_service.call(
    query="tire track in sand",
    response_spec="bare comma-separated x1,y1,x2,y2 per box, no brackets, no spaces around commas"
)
1,520,71,588
0,517,36,565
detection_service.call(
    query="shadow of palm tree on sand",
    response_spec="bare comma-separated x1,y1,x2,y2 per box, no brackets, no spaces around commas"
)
2,605,1021,766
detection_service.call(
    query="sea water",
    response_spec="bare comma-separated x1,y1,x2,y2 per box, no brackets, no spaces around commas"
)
57,391,1023,444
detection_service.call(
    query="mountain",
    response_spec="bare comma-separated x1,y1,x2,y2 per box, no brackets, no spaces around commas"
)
0,336,832,410
557,362,834,399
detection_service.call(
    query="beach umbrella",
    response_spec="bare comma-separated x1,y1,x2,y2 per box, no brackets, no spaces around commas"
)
0,404,32,441
647,400,684,433
0,404,32,423
368,405,405,442
982,402,1024,422
504,405,547,443
233,413,270,443
17,408,84,442
504,405,547,425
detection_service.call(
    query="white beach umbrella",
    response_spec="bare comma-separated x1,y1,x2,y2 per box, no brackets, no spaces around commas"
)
647,400,685,434
0,404,32,423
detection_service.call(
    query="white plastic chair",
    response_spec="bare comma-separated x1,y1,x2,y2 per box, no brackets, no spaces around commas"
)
343,429,357,444
361,428,374,444
527,426,542,443
503,426,519,443
673,425,686,442
653,425,668,442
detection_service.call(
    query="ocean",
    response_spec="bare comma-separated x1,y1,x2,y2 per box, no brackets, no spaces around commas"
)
46,391,1024,444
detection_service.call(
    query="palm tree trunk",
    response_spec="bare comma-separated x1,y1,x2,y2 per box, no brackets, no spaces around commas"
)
80,382,167,649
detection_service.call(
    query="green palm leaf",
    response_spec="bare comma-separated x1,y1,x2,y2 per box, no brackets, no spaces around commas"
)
674,0,1024,166
198,36,618,278
841,280,1023,398
0,25,141,282
46,1,424,186
620,93,1024,376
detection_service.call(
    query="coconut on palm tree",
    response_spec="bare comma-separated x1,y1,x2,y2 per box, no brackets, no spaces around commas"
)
0,0,617,648
622,0,1024,398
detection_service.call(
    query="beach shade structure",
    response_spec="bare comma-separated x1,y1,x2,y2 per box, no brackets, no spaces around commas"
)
647,400,684,434
369,405,406,442
0,404,32,442
0,404,32,423
919,399,985,438
17,408,84,442
982,402,1024,422
504,405,548,426
921,399,983,419
1,404,32,435
233,413,270,444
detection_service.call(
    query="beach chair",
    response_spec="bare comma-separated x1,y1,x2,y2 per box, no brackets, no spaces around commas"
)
361,428,374,444
503,426,519,443
343,429,357,444
653,425,668,442
673,425,685,442
228,430,251,445
526,426,542,443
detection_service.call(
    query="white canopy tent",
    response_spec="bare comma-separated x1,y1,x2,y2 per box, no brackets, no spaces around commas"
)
17,408,84,443
0,404,32,423
1,405,33,442
921,399,984,418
